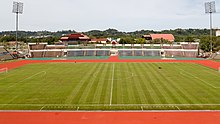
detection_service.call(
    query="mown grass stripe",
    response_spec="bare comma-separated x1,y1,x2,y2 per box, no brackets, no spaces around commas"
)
132,63,155,104
144,63,177,104
152,63,198,104
64,63,99,104
91,63,109,104
126,63,142,104
129,63,148,104
137,63,161,104
173,63,220,104
78,63,104,104
122,63,137,104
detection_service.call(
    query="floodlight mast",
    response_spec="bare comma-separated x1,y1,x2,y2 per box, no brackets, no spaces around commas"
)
205,1,216,53
12,1,23,51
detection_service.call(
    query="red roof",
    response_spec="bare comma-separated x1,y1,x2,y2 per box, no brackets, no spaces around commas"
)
150,34,175,42
68,33,84,39
60,33,90,41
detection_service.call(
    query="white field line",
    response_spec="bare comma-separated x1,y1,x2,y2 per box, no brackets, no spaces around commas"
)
110,64,115,106
7,71,46,89
178,68,220,89
40,106,45,111
2,103,220,107
175,106,181,110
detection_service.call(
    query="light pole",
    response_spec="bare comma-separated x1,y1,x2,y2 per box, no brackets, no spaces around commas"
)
12,1,24,51
205,1,216,53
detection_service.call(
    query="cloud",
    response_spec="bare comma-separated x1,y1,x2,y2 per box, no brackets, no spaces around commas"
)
0,0,219,31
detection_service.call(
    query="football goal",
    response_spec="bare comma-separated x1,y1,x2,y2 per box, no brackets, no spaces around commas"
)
0,67,8,74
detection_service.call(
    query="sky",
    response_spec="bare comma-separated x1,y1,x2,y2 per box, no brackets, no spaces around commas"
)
0,0,220,32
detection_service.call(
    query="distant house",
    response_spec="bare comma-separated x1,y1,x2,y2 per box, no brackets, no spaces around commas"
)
60,33,90,45
90,38,109,44
216,30,220,37
142,34,175,42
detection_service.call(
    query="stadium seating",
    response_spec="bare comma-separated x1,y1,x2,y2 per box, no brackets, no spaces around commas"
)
165,51,183,57
96,50,110,56
44,51,63,57
26,43,200,58
31,52,44,58
183,51,197,57
29,44,46,50
0,47,14,61
181,44,198,49
162,45,182,49
143,51,160,56
85,50,95,56
118,50,133,56
67,51,84,56
134,50,143,56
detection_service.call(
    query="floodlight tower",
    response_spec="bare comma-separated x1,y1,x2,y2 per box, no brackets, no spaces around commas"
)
205,1,216,53
12,1,24,50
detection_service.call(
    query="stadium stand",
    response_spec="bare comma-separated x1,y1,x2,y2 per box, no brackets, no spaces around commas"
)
164,51,183,57
85,50,95,56
96,50,110,56
67,51,84,56
183,51,198,58
162,45,182,49
29,44,46,50
0,46,14,61
28,43,199,59
181,43,199,49
44,51,64,57
46,45,66,49
118,50,133,56
134,50,143,56
31,52,44,58
143,50,160,56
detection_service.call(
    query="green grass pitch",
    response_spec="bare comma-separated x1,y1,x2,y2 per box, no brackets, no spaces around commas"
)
0,62,220,111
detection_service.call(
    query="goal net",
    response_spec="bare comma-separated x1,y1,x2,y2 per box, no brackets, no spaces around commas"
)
0,68,8,74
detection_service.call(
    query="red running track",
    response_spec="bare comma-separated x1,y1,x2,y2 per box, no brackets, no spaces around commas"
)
0,58,220,70
0,111,220,124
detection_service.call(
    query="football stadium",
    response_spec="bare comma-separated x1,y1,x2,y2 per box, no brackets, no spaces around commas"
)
1,1,220,123
1,42,220,111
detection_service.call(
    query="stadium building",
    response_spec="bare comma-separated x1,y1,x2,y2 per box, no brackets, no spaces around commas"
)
142,34,175,42
60,33,90,45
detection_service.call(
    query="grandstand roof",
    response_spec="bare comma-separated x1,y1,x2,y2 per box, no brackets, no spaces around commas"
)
60,33,90,41
150,34,175,42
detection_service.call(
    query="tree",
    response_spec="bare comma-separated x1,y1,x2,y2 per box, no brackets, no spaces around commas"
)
199,36,210,52
119,37,134,44
136,38,146,44
185,36,195,42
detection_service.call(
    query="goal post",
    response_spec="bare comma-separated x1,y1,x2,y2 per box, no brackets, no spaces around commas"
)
0,68,8,74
